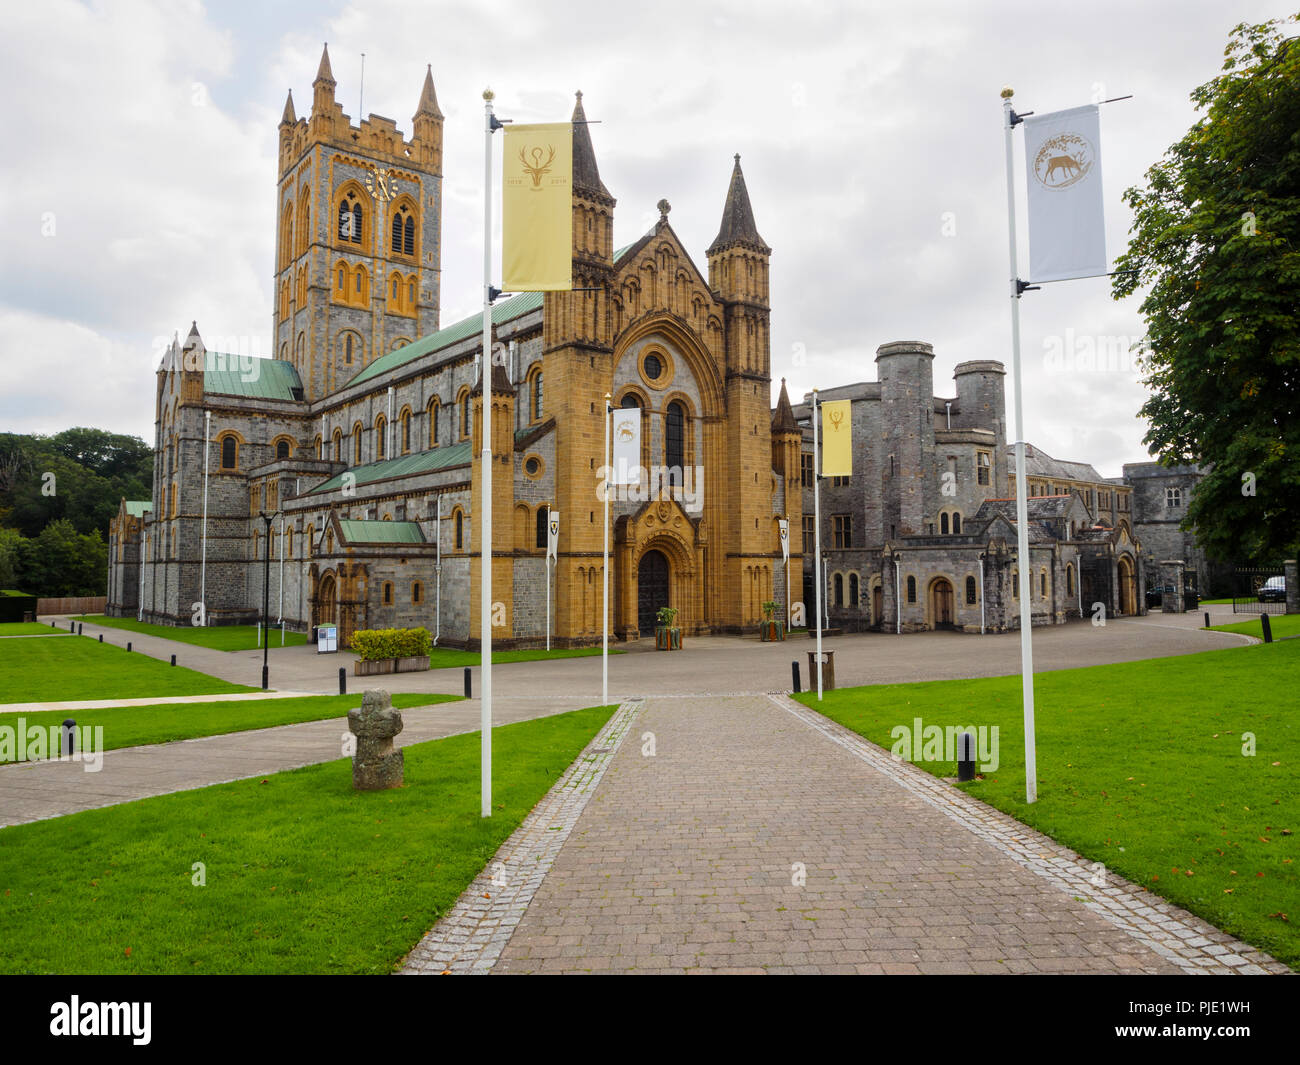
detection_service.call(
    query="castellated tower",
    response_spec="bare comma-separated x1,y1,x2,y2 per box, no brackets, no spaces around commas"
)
273,45,444,401
876,340,936,538
707,155,774,621
953,360,1009,498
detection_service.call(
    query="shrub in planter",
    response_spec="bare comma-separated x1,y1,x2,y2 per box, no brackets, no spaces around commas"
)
655,606,682,650
351,627,432,665
759,600,786,641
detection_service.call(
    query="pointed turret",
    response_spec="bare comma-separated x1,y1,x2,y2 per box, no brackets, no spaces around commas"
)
312,43,336,115
571,91,612,202
415,64,442,119
708,154,769,255
280,89,296,126
772,378,798,434
411,64,444,172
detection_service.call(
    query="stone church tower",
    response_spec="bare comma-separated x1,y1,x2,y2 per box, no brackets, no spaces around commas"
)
274,45,445,400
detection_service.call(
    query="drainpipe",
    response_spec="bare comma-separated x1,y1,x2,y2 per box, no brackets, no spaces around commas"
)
387,386,394,457
945,401,952,429
894,556,902,635
978,552,986,634
201,409,210,625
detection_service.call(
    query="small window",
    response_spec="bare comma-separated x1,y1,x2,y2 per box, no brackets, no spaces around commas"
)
849,573,859,607
1012,572,1020,598
383,582,393,605
1041,572,1048,597
454,511,464,550
906,575,916,603
1165,486,1182,509
429,399,440,446
276,439,290,461
833,514,852,549
644,353,662,380
802,515,814,553
220,435,237,469
952,513,961,535
966,576,977,604
525,456,540,476
412,581,423,605
536,506,549,549
834,573,844,608
1066,566,1075,596
401,411,411,454
940,513,949,536
532,370,544,421
800,453,814,488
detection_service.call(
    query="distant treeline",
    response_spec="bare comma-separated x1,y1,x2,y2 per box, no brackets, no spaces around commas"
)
0,428,153,596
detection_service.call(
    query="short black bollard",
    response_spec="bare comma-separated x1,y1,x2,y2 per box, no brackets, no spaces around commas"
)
1261,613,1273,644
69,621,75,631
126,642,132,653
464,667,472,698
957,731,976,782
77,623,82,635
791,661,801,693
338,667,347,695
61,719,77,758
98,634,103,643
170,654,176,667
1204,611,1211,629
50,621,56,628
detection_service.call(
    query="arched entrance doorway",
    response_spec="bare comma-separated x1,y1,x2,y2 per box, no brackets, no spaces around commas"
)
637,549,670,636
930,577,954,629
872,583,883,627
1118,556,1137,615
317,573,337,627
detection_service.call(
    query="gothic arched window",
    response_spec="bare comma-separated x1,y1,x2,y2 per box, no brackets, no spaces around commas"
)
536,506,549,550
220,435,237,470
403,214,415,256
276,439,290,461
906,575,917,603
666,400,685,485
966,575,978,604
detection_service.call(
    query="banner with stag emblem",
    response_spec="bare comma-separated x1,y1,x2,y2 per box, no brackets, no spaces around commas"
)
503,123,573,291
547,510,560,561
1023,105,1106,283
820,400,852,476
611,409,642,486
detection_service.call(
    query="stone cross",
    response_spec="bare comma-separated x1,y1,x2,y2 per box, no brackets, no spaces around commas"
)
347,689,404,790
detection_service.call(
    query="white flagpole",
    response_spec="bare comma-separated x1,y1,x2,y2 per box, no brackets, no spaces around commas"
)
1003,86,1038,804
278,514,285,641
480,88,496,819
201,409,210,625
784,519,791,631
812,389,824,700
602,393,611,705
434,495,441,646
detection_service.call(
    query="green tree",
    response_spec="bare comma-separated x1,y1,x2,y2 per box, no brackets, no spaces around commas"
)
1113,14,1300,562
18,519,106,597
0,527,25,589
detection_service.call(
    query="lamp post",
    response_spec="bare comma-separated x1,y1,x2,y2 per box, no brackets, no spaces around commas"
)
259,510,277,690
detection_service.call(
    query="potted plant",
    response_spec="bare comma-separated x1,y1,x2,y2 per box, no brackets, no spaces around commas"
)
655,606,682,650
352,627,433,675
760,600,785,642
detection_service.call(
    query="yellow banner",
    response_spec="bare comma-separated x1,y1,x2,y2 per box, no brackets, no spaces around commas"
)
820,400,852,476
503,123,572,291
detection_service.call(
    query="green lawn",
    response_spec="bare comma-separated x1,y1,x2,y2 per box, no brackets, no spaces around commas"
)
1,693,463,762
1210,614,1300,641
0,623,71,637
74,615,307,652
0,637,256,704
427,645,622,669
795,640,1299,969
0,704,617,974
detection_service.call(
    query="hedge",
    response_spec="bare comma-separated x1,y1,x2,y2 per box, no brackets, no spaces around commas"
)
349,627,432,662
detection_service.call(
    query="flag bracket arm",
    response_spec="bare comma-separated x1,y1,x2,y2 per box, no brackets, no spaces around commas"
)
1023,268,1138,289
1015,278,1040,296
488,286,505,303
489,115,510,131
1008,108,1032,126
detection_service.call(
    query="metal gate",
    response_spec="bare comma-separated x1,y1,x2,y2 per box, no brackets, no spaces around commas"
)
1231,565,1286,615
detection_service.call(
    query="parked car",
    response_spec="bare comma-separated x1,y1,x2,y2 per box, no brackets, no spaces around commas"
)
1258,576,1287,602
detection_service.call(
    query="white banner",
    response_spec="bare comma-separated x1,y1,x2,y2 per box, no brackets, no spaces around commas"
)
778,518,789,562
547,510,559,561
1023,104,1106,283
611,409,641,486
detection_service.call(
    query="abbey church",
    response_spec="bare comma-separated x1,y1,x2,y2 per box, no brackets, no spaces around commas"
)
106,47,798,647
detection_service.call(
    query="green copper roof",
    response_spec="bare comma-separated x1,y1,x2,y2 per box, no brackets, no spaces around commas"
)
347,292,543,389
307,441,472,495
337,519,425,544
204,354,304,401
124,500,151,517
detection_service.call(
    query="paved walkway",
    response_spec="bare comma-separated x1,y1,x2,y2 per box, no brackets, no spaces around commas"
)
403,694,1288,975
0,697,581,828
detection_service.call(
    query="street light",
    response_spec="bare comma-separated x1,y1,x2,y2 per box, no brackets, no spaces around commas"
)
259,510,278,690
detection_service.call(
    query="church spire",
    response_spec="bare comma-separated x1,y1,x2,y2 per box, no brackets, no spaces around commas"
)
280,88,296,126
772,378,798,434
314,43,335,86
708,154,769,255
312,43,336,116
415,64,442,119
571,91,611,202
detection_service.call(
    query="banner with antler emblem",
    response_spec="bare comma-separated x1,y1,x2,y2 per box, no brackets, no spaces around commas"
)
503,122,573,291
1023,105,1106,283
547,509,560,561
820,400,852,476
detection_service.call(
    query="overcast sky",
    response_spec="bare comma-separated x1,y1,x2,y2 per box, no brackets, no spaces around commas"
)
0,0,1281,476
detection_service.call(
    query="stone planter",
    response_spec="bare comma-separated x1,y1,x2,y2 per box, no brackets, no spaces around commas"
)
655,626,682,650
355,655,430,676
760,619,786,642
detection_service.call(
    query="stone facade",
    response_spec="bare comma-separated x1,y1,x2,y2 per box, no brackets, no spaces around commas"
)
791,343,1146,632
107,53,797,648
1120,461,1230,596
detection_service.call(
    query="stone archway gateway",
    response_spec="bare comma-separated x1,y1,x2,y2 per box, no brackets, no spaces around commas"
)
637,549,670,637
930,577,954,629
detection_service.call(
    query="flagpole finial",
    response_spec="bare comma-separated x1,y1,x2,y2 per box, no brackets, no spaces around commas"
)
1000,86,1015,100
483,87,495,102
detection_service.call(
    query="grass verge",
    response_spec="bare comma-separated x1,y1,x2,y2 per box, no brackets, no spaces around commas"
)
426,645,622,669
0,623,72,637
794,641,1298,969
73,615,307,651
0,704,617,973
1209,615,1300,641
0,693,463,761
0,637,256,704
